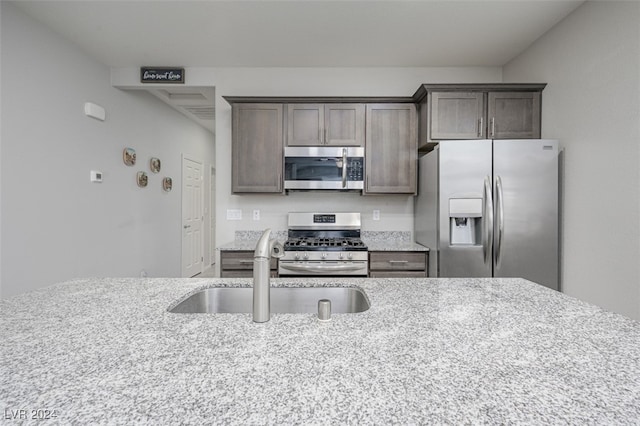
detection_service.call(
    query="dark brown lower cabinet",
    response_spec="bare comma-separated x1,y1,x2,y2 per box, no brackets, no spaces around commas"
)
220,250,278,278
368,251,428,278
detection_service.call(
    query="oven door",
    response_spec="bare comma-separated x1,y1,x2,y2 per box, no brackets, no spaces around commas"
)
279,261,368,276
284,146,364,190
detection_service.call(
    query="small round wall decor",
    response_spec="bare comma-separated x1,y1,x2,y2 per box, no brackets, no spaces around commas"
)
150,157,161,173
123,147,136,166
137,171,148,188
162,177,173,192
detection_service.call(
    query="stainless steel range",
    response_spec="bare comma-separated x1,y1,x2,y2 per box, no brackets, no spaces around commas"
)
279,212,368,277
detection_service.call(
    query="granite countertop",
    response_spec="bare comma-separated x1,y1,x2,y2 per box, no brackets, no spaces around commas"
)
2,277,639,424
217,230,287,251
361,231,428,252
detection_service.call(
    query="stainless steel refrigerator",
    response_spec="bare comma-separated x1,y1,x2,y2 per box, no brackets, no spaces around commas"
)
415,139,559,290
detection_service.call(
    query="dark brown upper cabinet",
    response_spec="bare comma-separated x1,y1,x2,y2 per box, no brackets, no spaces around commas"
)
414,84,545,152
230,103,284,194
365,103,417,195
286,103,365,147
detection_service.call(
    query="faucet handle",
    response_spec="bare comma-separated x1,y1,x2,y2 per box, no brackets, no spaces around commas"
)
271,241,284,258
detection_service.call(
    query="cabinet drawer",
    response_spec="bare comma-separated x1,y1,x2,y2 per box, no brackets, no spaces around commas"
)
369,251,427,271
220,270,278,278
220,270,253,278
369,271,427,278
220,251,277,270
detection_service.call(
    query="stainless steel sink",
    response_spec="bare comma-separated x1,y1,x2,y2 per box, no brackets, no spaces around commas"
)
169,286,370,314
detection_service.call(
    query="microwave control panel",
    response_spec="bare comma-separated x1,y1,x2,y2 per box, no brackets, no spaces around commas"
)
347,158,364,181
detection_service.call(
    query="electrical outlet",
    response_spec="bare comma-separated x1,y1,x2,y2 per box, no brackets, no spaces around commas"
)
253,209,260,221
226,209,242,220
90,170,103,183
373,210,380,221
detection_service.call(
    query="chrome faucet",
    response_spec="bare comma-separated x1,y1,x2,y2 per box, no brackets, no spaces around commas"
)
253,229,284,323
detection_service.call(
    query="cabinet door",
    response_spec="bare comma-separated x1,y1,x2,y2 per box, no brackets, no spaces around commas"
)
365,104,417,194
430,92,485,140
325,104,365,146
232,104,283,193
488,92,541,139
286,104,324,146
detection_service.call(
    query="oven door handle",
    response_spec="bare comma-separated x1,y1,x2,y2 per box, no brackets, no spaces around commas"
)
279,263,365,273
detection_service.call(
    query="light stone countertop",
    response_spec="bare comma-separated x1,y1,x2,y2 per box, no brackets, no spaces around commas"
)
217,230,287,251
1,277,639,424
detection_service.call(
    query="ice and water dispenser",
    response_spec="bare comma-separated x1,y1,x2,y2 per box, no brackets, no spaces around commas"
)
448,198,482,245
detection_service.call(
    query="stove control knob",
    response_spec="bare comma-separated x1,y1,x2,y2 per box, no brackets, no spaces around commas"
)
348,253,353,260
339,253,344,260
322,253,327,259
303,252,309,260
294,253,300,260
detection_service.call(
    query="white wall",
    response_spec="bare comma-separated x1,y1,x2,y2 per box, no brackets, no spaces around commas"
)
0,2,3,298
211,66,502,274
503,1,640,319
0,3,215,298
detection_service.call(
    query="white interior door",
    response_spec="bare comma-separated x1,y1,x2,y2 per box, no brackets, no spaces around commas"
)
182,157,204,277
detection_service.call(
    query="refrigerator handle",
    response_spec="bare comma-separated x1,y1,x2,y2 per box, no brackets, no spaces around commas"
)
495,175,505,267
483,176,494,265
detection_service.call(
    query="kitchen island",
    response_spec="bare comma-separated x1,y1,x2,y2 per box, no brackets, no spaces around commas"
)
1,277,639,424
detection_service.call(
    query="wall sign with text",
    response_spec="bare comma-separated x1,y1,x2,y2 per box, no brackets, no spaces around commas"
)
140,67,185,84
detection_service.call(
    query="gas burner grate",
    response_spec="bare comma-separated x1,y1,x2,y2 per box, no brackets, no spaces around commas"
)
284,237,367,251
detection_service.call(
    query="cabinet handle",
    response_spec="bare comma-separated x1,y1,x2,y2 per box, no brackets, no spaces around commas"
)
318,129,322,144
388,260,409,264
239,260,254,265
490,117,496,138
478,117,483,138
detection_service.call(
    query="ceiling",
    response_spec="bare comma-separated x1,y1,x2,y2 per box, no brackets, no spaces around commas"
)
12,0,584,132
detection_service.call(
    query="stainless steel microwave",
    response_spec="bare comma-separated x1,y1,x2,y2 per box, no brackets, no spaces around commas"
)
284,146,364,190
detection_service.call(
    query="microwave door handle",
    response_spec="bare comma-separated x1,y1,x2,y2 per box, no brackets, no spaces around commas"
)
341,148,347,188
